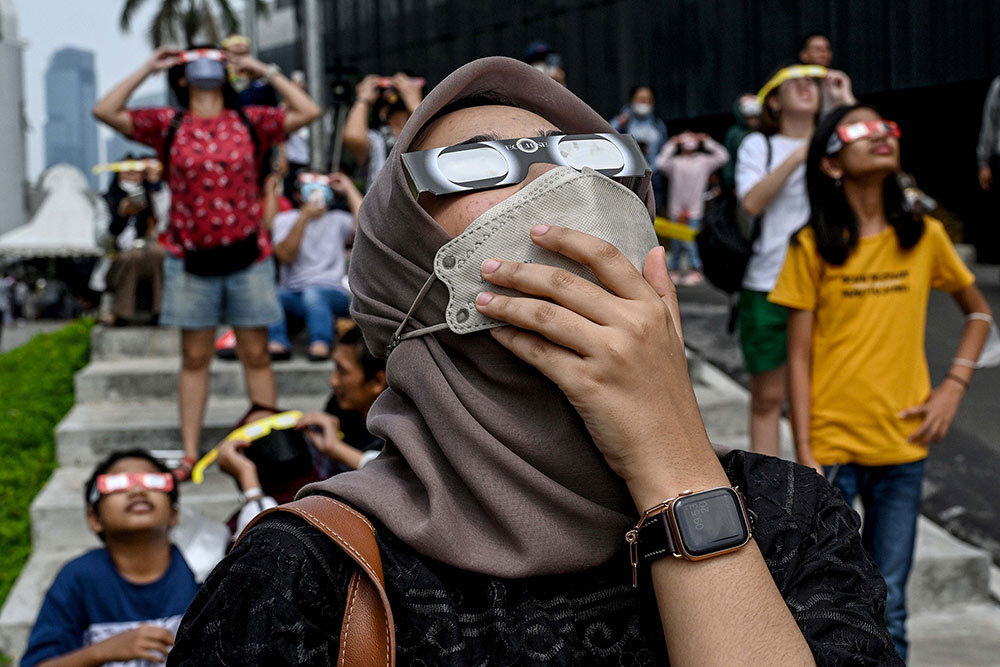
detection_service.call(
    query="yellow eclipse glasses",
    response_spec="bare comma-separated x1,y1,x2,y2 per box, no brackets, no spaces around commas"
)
756,65,828,104
92,158,162,174
191,410,303,484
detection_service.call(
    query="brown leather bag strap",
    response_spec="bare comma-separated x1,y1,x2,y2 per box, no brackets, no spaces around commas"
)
238,495,396,667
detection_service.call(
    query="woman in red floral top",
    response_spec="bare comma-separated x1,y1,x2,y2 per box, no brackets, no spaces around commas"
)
94,47,320,479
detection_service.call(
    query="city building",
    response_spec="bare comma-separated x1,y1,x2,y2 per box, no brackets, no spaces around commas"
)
44,47,98,190
0,0,28,237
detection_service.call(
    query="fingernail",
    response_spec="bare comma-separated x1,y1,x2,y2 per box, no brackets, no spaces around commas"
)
481,259,501,274
476,292,494,306
530,224,550,236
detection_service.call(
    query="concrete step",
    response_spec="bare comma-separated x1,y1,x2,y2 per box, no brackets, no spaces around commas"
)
29,466,241,553
909,603,1000,667
74,356,333,403
56,394,330,465
908,518,993,613
90,326,182,360
0,547,90,662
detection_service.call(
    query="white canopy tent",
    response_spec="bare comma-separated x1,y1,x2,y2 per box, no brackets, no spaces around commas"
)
0,164,104,258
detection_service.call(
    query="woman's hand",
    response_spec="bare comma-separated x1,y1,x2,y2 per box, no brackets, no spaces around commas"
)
796,450,825,477
143,47,181,75
297,411,344,456
475,224,724,505
979,165,993,191
390,72,423,112
355,75,381,106
229,53,269,79
118,197,147,217
823,69,857,106
216,439,260,491
329,172,359,197
901,380,965,445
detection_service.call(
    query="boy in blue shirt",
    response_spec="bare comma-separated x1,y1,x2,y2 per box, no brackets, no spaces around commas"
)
22,450,199,667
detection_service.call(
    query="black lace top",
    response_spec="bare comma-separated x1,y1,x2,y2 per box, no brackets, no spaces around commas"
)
168,451,901,666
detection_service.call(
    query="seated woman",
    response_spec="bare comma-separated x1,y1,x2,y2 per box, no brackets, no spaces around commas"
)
169,57,900,666
99,156,168,325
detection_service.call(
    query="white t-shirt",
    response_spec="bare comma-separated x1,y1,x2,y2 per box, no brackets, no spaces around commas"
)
272,208,355,291
735,133,810,292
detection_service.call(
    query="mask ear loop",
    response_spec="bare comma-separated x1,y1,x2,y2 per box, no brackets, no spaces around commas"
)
384,273,451,357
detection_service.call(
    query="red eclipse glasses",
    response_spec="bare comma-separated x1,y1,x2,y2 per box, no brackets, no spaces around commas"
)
89,472,175,504
826,120,901,154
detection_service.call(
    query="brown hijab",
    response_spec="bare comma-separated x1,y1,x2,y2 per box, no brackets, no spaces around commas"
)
301,57,655,577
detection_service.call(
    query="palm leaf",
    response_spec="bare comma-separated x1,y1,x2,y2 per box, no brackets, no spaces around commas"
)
213,0,240,36
119,0,150,32
147,0,180,47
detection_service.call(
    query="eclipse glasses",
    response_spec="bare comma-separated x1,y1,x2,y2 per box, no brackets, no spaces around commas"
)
756,64,828,103
190,410,303,484
89,472,174,505
177,49,225,64
826,120,901,154
92,158,162,174
401,133,650,197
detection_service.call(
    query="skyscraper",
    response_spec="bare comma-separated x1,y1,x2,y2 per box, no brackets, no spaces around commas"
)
44,47,98,190
0,0,28,236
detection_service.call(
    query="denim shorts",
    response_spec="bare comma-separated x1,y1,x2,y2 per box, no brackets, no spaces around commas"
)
161,254,282,330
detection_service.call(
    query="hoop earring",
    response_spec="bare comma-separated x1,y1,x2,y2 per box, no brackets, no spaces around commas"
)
834,178,842,187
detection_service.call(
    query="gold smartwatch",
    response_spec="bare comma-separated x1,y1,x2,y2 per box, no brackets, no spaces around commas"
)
625,486,755,587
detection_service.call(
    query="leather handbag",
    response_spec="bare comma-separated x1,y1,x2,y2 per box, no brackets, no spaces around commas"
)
239,495,396,666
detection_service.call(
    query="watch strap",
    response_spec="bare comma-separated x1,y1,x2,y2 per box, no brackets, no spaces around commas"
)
636,510,679,565
633,489,755,569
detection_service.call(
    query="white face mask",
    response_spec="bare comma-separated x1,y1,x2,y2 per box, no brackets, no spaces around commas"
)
387,167,657,353
119,180,144,196
631,103,653,118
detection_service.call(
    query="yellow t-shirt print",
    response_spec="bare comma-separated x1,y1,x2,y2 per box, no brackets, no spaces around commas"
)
769,218,975,467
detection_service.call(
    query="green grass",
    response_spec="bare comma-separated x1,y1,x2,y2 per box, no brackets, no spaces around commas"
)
0,319,93,611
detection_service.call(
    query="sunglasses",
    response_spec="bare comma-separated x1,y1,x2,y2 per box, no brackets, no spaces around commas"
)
401,133,650,197
177,49,226,64
826,120,901,154
89,472,174,505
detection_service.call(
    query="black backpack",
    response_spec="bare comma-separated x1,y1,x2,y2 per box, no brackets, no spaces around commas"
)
161,107,264,191
697,136,772,295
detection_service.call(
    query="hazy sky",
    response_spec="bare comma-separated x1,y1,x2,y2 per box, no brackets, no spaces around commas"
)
18,0,174,179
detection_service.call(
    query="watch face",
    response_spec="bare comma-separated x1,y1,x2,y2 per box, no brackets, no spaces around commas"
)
672,488,750,558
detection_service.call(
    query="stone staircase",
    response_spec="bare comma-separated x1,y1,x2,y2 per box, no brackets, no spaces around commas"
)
0,328,996,664
0,326,332,661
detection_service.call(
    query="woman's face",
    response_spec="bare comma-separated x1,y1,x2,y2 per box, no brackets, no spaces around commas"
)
413,105,560,238
631,87,654,107
772,77,820,116
824,108,900,181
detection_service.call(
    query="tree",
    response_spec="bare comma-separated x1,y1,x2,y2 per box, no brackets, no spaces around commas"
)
119,0,268,48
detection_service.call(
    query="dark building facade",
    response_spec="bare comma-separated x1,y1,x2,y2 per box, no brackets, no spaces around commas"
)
263,0,1000,260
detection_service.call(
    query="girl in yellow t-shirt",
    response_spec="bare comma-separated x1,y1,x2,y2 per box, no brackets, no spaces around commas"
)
769,104,993,662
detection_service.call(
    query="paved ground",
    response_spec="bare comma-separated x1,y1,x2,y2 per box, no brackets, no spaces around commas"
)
0,320,67,353
676,263,1000,567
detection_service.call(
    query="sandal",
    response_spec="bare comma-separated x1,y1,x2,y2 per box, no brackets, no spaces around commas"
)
307,343,330,362
269,345,292,361
173,456,198,483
